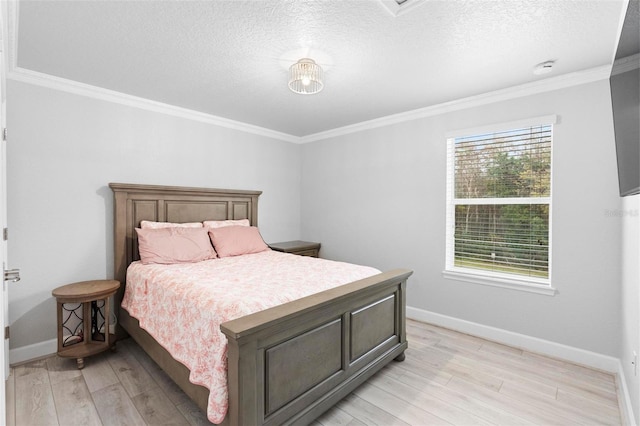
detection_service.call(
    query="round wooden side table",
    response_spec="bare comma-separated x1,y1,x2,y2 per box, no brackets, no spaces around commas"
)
52,279,120,369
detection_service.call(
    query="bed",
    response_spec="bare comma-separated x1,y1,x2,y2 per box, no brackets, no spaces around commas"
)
110,183,412,425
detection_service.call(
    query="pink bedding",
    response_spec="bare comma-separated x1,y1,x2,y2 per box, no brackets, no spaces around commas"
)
121,250,380,423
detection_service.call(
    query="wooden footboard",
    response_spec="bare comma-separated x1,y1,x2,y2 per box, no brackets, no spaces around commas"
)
221,268,412,426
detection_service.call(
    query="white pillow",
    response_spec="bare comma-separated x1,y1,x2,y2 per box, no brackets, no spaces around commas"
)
140,220,203,229
203,219,250,229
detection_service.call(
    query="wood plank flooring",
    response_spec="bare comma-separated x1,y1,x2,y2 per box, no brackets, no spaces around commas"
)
5,319,623,425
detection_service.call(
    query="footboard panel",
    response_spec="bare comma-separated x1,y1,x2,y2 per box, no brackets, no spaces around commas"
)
265,318,342,415
350,294,397,362
221,268,412,426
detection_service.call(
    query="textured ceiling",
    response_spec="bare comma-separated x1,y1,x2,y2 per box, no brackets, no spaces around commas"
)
14,0,628,137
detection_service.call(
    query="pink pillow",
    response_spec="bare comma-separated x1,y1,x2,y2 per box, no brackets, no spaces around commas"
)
208,226,269,258
203,219,250,229
140,220,203,229
136,227,217,264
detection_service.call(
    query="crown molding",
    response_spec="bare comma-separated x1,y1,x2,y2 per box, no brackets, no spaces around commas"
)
7,66,300,143
8,63,611,145
612,53,640,75
2,0,291,143
299,64,612,143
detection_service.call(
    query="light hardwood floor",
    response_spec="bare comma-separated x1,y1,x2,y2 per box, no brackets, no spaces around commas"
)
6,319,623,425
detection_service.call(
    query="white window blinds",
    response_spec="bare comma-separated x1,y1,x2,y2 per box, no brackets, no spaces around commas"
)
446,122,552,284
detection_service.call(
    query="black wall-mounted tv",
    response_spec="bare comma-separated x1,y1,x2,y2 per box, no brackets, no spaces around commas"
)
610,0,640,197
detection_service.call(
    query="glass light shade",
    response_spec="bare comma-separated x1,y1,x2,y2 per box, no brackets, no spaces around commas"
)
288,58,324,94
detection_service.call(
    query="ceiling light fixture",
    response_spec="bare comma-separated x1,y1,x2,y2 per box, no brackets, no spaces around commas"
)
288,58,324,95
533,60,555,75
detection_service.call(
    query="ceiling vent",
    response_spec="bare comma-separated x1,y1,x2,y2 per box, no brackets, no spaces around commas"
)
379,0,428,17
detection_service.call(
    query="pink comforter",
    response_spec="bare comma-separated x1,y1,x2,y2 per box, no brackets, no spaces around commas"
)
121,250,380,423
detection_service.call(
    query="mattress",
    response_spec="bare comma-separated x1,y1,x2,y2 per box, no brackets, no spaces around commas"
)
121,250,380,423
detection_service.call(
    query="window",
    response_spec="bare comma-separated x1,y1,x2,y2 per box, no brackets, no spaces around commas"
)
445,116,555,295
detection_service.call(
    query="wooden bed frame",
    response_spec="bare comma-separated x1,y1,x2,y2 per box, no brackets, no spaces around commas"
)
110,183,412,425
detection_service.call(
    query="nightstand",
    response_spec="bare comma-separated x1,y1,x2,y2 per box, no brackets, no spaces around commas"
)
52,279,120,369
269,240,321,258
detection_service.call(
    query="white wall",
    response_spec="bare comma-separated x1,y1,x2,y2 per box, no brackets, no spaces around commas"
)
620,194,639,423
7,76,635,421
6,80,302,350
301,80,623,357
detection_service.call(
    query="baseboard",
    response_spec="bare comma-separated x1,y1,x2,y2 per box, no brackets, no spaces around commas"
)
407,306,620,371
9,308,636,424
617,360,638,426
11,308,618,370
407,306,636,424
9,338,57,366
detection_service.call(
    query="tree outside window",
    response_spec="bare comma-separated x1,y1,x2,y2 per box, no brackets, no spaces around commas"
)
446,124,552,283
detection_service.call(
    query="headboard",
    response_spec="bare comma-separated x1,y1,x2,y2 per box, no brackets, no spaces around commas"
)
109,183,262,308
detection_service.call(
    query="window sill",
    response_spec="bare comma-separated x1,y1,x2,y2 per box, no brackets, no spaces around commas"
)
442,269,557,296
